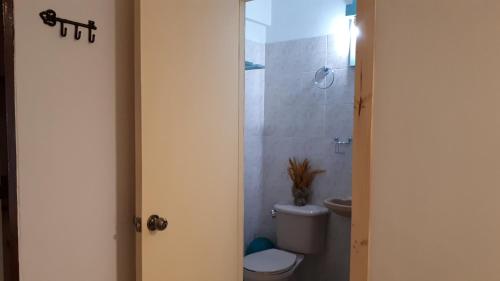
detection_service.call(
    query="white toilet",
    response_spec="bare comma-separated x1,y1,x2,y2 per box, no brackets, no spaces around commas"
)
244,204,329,281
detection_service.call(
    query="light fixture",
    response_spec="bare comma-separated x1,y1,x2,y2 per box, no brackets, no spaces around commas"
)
348,17,359,66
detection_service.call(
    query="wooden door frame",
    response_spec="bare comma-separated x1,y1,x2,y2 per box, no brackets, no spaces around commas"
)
238,0,245,279
0,0,20,280
350,0,375,281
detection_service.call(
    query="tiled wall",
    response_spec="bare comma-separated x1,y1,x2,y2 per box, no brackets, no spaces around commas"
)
244,34,354,281
244,40,266,247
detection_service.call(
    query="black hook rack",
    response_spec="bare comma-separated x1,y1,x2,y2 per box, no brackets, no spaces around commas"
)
39,9,97,43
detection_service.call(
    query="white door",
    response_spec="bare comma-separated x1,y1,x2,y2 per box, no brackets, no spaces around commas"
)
135,1,244,280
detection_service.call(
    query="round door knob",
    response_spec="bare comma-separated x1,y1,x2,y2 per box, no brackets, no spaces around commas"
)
147,215,168,231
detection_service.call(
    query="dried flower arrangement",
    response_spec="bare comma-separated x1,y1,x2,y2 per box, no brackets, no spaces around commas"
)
287,158,325,206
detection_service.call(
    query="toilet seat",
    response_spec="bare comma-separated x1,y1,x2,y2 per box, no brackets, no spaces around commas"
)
244,249,297,275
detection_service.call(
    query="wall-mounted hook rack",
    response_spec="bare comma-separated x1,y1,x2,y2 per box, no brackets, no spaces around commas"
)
39,9,97,43
334,137,353,154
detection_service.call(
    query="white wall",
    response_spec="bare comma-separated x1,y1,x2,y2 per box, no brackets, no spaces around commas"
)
246,0,271,44
267,0,347,43
246,0,349,44
14,1,135,281
246,21,267,44
247,0,272,25
371,1,500,280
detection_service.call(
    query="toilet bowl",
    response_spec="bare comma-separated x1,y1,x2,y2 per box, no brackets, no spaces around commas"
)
244,249,304,281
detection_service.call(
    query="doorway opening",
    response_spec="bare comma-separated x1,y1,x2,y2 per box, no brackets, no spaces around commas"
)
243,1,357,280
0,0,19,280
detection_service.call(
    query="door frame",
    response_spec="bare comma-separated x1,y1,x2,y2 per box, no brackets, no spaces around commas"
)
0,0,20,280
349,0,374,281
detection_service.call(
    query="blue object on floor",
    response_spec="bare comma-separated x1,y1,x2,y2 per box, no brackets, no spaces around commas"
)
245,237,275,256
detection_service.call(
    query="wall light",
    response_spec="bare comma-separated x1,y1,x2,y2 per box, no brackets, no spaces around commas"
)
348,17,359,66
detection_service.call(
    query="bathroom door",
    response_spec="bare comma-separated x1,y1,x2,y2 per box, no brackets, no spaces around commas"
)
135,1,243,281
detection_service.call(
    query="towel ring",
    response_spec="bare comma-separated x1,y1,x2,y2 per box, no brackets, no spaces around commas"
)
314,66,335,89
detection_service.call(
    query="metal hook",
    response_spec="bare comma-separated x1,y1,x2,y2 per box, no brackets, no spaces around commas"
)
88,32,95,43
74,26,82,40
60,22,67,37
88,21,96,43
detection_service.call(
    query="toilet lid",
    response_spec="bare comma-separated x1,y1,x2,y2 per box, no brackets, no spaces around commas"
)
244,249,296,274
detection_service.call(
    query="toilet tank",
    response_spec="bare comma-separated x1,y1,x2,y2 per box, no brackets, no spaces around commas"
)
274,204,329,254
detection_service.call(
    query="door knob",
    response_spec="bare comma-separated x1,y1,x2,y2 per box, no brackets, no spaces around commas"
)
147,215,168,231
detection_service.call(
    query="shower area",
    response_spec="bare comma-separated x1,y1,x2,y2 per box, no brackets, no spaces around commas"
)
244,0,357,280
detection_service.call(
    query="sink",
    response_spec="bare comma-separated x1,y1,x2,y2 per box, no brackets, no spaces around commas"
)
324,197,352,217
